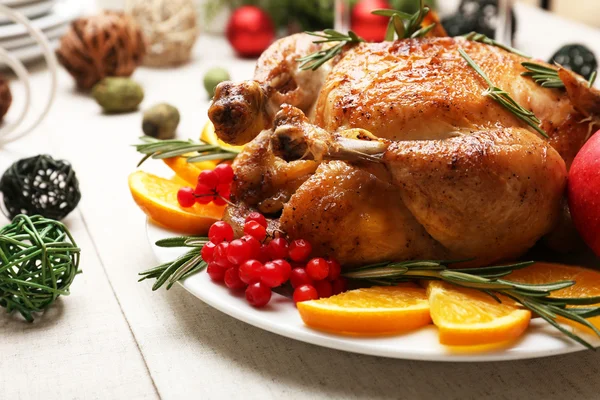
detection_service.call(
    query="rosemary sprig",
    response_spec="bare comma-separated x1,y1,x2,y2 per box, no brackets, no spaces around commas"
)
344,260,600,349
138,236,209,290
372,0,434,41
521,62,565,88
463,31,530,58
588,71,597,88
298,0,433,70
133,136,240,167
521,62,598,89
297,30,364,71
459,48,549,138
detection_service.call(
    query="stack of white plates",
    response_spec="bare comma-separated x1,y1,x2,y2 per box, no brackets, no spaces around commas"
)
0,0,84,63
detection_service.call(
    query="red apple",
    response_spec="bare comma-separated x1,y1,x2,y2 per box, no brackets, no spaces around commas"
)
568,129,600,256
351,0,391,42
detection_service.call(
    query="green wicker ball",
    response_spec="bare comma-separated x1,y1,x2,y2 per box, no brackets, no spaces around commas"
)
0,215,81,321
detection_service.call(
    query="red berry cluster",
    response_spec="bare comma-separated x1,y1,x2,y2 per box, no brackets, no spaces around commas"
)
201,213,347,308
177,164,234,207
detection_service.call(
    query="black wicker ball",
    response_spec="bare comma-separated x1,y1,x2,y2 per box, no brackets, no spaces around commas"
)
442,0,516,40
0,155,81,221
550,44,597,81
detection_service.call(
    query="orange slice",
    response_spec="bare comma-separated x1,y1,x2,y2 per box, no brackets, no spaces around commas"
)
201,120,245,153
297,285,431,335
427,281,531,346
163,156,217,186
508,262,600,329
129,170,224,234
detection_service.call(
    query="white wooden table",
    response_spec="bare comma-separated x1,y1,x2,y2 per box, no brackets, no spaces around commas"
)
3,4,600,399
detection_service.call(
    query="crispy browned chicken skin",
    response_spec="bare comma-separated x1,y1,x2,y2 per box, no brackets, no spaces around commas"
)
209,33,600,267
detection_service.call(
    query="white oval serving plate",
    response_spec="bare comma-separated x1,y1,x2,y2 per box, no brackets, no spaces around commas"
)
147,222,600,362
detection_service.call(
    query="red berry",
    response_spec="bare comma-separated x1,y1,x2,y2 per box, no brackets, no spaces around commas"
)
257,244,271,263
194,183,212,196
267,238,288,260
227,239,253,265
244,220,267,241
197,196,213,205
213,242,234,269
271,259,292,282
293,284,318,303
289,239,312,262
208,221,234,244
327,258,341,280
314,280,333,298
239,259,263,284
213,195,227,206
306,258,329,281
201,241,217,263
214,163,234,184
245,212,267,228
261,260,291,288
241,235,261,259
194,183,213,204
290,267,312,288
331,277,348,295
198,169,219,189
224,267,246,290
245,282,271,307
207,262,227,282
177,187,196,208
217,183,231,197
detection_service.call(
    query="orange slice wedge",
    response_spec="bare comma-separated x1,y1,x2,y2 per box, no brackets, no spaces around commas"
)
297,285,431,335
508,262,600,329
201,120,245,153
163,156,217,186
427,281,531,346
129,170,224,234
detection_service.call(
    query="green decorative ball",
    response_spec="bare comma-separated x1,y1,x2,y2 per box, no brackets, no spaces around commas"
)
203,67,230,97
142,103,181,140
92,77,144,113
0,215,80,322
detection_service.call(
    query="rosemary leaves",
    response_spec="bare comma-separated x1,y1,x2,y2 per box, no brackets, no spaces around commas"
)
463,31,530,58
138,236,208,290
521,62,565,88
133,136,240,167
372,0,434,41
297,30,364,71
298,0,433,71
459,48,549,138
522,61,598,89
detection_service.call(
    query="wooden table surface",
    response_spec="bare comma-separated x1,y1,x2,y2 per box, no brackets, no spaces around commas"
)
3,4,600,399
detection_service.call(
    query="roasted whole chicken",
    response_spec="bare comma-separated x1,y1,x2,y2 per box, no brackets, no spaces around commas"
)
208,31,600,268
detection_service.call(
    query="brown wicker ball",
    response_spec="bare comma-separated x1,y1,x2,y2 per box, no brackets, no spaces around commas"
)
56,11,146,90
0,75,11,122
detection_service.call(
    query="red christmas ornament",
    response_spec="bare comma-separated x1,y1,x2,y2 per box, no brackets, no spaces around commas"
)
351,0,391,42
226,6,276,58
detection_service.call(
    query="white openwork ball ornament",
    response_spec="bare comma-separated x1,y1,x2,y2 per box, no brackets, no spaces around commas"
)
126,0,199,67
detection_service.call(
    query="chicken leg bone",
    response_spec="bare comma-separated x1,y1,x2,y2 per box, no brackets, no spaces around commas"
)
272,105,387,163
208,33,335,146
